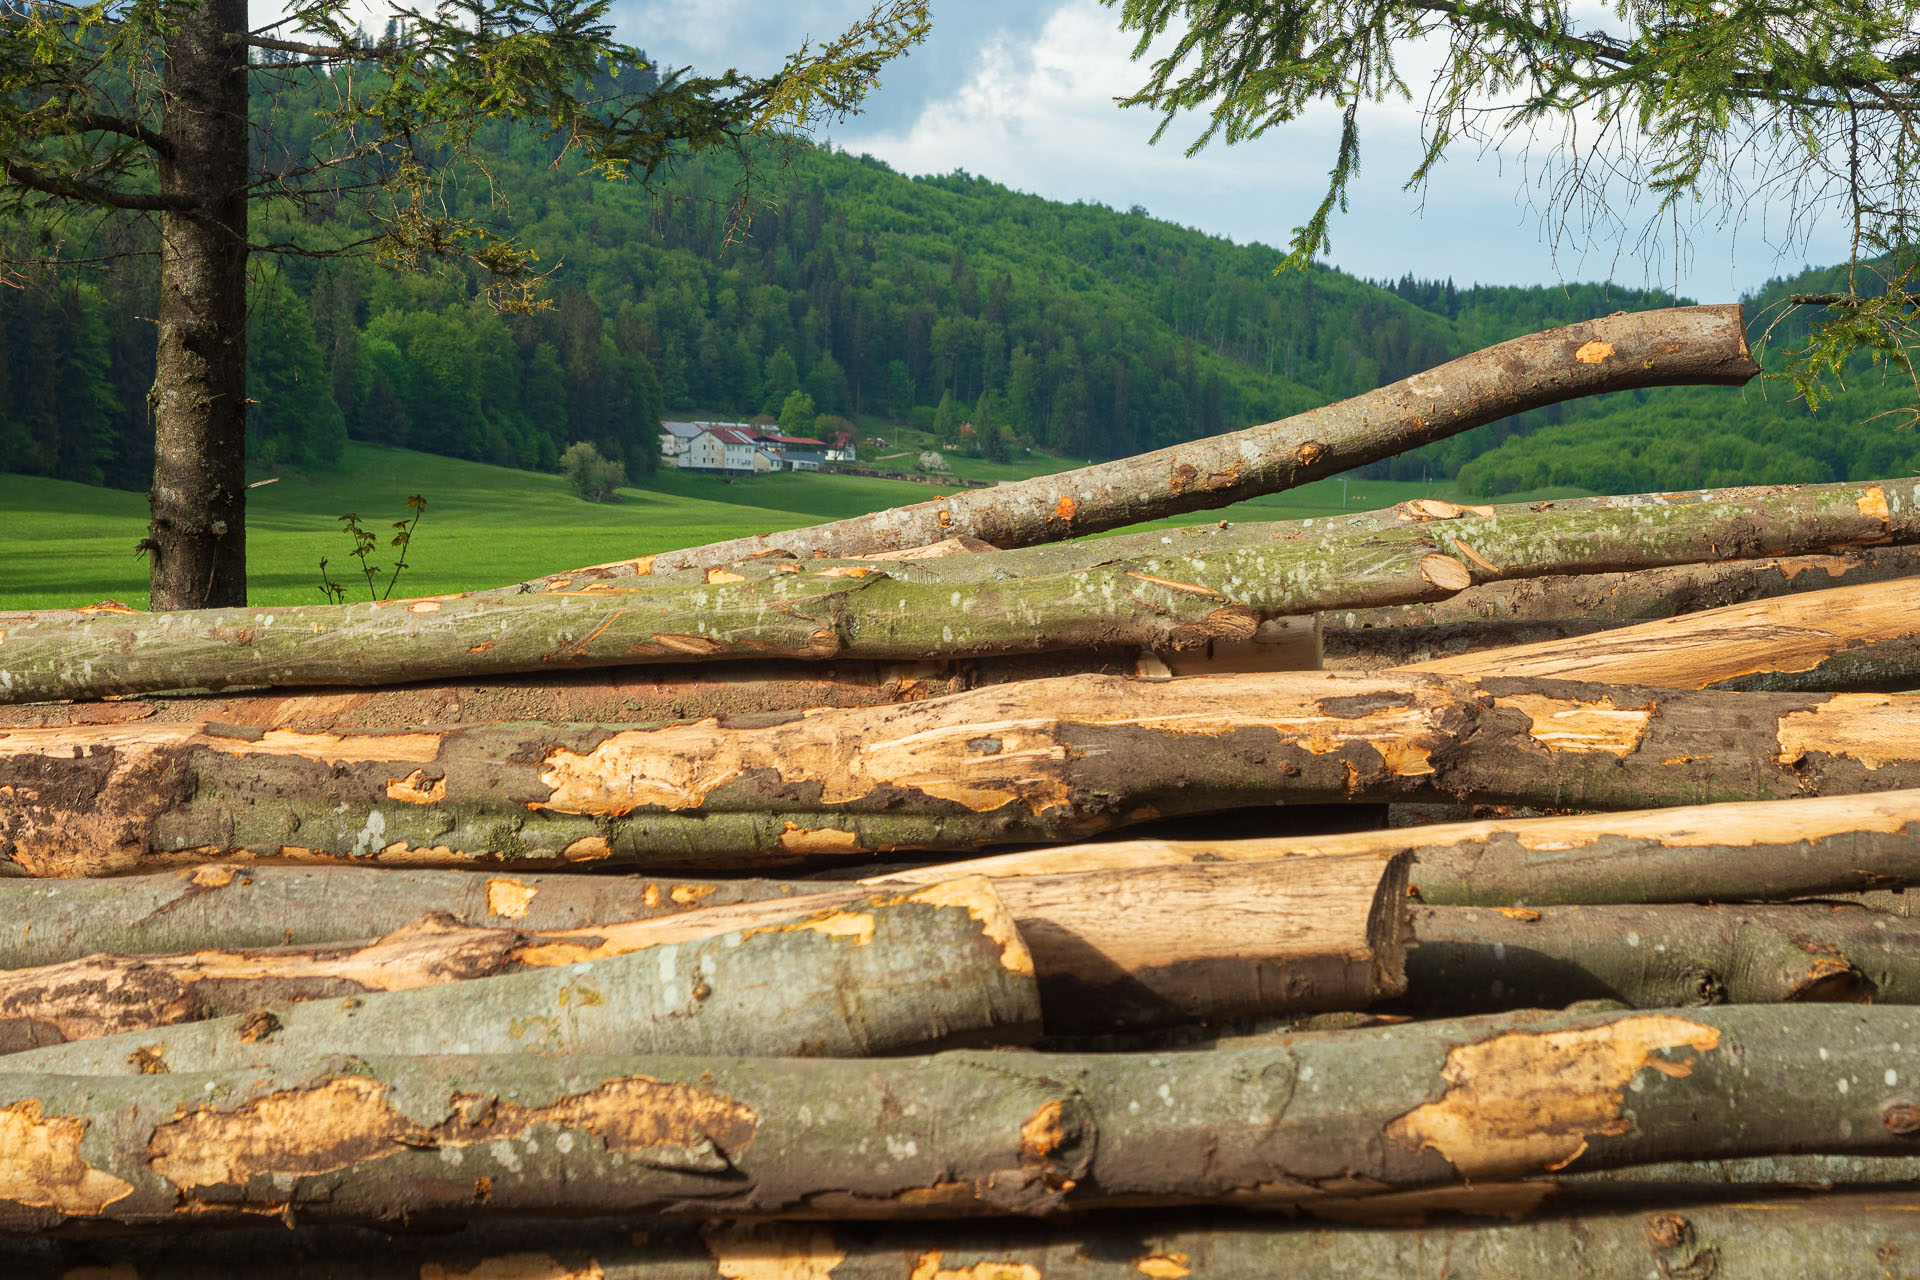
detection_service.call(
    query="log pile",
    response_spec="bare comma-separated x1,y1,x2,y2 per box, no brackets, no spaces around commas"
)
10,306,1920,1274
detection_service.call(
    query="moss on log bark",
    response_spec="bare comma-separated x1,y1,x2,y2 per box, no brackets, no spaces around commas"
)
0,878,1039,1064
0,855,1409,1044
4,1004,1920,1226
12,672,1920,875
511,306,1755,579
1407,902,1920,1013
11,474,1915,705
6,1196,1919,1276
1404,577,1920,692
902,789,1920,908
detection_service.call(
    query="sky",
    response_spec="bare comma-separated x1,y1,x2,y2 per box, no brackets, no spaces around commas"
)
609,0,1856,300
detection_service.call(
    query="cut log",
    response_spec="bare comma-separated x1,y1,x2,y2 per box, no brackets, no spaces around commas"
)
1402,577,1920,691
11,474,1919,705
1407,902,1920,1012
3,1003,1920,1226
5,1195,1917,1276
0,865,825,969
900,789,1920,908
0,878,1039,1065
12,672,1920,875
1329,544,1920,631
0,856,1410,1044
509,306,1756,580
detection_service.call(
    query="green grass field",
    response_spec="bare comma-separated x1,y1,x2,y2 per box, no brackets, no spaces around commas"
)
0,443,1591,609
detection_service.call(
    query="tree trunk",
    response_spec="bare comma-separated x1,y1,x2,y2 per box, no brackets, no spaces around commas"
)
1402,577,1920,692
10,476,1916,705
2,1004,1919,1226
1407,902,1920,1012
10,672,1920,875
0,855,1410,1044
1,877,1039,1068
504,306,1756,581
3,1195,1913,1276
905,789,1920,908
149,0,249,611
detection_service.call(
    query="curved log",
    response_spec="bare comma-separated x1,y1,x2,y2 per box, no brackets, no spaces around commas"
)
10,672,1920,875
510,306,1755,581
2,1003,1920,1226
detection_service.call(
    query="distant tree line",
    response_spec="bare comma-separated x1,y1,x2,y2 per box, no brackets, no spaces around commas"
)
5,65,1918,497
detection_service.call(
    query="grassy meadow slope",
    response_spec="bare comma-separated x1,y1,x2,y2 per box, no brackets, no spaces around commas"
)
0,443,1587,610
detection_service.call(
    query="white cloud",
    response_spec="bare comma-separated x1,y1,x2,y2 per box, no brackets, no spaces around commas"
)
839,0,1851,295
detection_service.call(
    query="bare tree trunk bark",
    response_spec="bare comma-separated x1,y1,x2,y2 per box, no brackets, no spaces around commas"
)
1407,902,1920,1012
0,877,1039,1066
897,789,1920,907
1,1004,1918,1226
504,306,1756,582
149,0,249,611
1402,577,1920,691
3,1195,1913,1276
10,475,1916,705
0,855,1410,1044
10,673,1920,875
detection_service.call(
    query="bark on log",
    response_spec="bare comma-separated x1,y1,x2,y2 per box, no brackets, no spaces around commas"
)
0,856,1409,1045
506,306,1755,580
0,865,825,969
1329,543,1920,632
6,1196,1918,1277
1403,577,1920,692
904,789,1920,908
10,473,1915,706
3,1004,1920,1226
1407,902,1920,1013
0,878,1039,1064
13,672,1920,875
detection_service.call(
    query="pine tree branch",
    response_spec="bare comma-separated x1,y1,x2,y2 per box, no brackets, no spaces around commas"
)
0,161,188,212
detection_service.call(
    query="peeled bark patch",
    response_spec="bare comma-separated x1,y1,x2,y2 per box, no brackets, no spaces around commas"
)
1778,694,1920,769
147,1072,758,1193
0,1098,133,1214
1491,693,1653,755
700,1221,847,1279
1386,1015,1722,1178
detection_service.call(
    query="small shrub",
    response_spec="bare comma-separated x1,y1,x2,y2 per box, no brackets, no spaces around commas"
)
319,494,426,603
562,441,626,502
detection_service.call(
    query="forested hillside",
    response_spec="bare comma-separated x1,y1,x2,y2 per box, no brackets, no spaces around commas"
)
3,62,1916,497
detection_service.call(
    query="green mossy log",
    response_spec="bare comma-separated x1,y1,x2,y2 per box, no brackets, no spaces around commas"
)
0,857,1408,1046
2,1003,1920,1227
10,672,1920,875
9,473,1914,704
905,789,1920,908
4,1197,1917,1277
1407,902,1920,1012
0,878,1039,1062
